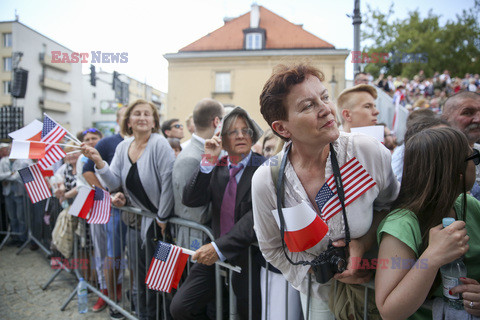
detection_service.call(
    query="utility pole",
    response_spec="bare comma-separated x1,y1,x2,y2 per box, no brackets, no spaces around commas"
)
352,0,362,79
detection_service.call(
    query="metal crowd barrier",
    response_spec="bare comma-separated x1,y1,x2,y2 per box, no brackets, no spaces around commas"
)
2,194,435,320
55,205,242,320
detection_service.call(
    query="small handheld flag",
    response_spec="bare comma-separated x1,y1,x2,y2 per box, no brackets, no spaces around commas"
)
145,241,189,293
316,157,376,221
18,164,52,203
87,186,111,224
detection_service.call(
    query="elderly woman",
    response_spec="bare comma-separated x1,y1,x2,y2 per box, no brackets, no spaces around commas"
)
252,63,400,319
82,99,175,320
170,106,265,320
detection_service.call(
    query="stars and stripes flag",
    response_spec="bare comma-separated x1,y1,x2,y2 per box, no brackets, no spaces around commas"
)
41,114,67,144
315,157,376,221
87,186,111,224
145,241,189,293
18,163,52,203
38,144,66,170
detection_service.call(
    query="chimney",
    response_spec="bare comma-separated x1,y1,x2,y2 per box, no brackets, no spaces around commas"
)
250,4,260,28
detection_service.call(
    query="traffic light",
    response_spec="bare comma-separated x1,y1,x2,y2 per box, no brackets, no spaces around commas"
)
11,68,28,98
90,64,96,86
113,71,119,90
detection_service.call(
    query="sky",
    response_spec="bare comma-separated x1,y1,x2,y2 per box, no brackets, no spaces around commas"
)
0,0,475,92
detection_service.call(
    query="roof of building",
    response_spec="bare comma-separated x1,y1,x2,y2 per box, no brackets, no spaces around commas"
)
179,6,334,52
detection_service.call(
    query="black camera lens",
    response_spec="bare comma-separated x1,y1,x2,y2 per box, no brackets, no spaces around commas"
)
330,256,347,273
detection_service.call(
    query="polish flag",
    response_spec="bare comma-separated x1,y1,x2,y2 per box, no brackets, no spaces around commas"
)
9,140,46,159
8,119,43,141
272,202,328,252
68,186,95,219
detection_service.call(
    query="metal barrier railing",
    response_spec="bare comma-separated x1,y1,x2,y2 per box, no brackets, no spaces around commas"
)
1,196,435,319
56,205,242,320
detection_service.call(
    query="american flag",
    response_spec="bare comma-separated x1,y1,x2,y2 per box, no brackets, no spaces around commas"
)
41,114,67,144
145,241,189,293
87,186,111,224
315,157,376,221
38,144,66,170
18,163,52,203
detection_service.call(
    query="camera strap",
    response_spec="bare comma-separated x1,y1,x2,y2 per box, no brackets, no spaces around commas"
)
276,143,350,266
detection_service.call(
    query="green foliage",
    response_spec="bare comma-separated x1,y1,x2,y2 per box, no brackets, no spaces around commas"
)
361,2,480,78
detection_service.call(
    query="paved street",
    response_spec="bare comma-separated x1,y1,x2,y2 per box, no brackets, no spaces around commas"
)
0,244,109,319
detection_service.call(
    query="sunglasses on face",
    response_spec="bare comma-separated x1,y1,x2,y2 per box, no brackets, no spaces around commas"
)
172,124,183,129
83,128,100,135
466,149,480,165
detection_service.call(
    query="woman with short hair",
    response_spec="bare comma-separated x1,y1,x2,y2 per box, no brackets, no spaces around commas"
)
253,63,399,319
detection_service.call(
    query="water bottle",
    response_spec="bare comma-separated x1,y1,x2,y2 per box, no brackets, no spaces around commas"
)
78,277,88,313
440,218,467,309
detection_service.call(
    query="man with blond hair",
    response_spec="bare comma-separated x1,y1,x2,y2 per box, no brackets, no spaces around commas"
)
337,84,380,132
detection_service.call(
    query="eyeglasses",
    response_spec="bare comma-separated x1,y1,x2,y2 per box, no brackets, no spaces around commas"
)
226,128,254,138
172,124,183,129
83,128,100,135
466,149,480,165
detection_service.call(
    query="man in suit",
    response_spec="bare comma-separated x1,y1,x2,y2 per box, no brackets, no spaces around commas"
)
173,98,224,250
170,107,265,320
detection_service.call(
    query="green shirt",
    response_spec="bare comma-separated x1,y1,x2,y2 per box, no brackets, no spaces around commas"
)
377,194,480,320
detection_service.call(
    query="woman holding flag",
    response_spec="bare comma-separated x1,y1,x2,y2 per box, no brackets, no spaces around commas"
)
81,99,175,320
252,63,399,319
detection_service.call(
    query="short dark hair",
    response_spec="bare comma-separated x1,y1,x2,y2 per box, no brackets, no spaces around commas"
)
161,118,180,137
193,99,223,130
260,63,325,140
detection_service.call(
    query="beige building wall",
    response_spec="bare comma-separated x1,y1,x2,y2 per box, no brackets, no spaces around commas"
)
0,22,12,107
166,53,348,141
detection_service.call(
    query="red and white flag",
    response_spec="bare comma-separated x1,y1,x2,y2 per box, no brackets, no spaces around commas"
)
87,186,111,224
68,186,95,219
38,144,66,170
145,241,189,293
41,114,67,144
272,202,329,252
18,163,52,203
8,119,43,141
9,140,46,159
315,157,376,221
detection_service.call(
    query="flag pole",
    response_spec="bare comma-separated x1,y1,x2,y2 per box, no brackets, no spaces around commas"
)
64,134,82,146
180,247,242,273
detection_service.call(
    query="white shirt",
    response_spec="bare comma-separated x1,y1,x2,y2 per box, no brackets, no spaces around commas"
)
252,132,399,300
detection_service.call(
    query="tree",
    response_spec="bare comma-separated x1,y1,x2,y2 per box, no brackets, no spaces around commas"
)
361,1,480,78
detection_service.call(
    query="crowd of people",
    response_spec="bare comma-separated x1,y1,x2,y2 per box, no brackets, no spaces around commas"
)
355,70,480,114
1,63,480,320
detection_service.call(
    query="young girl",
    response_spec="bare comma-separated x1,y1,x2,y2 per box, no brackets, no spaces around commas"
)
375,127,480,319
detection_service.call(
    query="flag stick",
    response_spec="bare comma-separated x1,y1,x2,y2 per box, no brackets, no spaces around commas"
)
64,134,82,146
181,247,242,273
66,150,82,155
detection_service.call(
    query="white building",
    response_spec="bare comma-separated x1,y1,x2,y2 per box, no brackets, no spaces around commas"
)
0,20,84,138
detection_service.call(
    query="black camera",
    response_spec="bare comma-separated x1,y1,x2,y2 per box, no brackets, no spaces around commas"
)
310,241,347,284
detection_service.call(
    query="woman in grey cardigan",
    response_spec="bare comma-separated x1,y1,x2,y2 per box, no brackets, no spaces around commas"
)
82,99,175,320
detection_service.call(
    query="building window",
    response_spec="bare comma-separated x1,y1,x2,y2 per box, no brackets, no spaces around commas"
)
3,33,12,47
3,81,11,94
246,33,262,50
215,72,231,93
4,57,12,71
